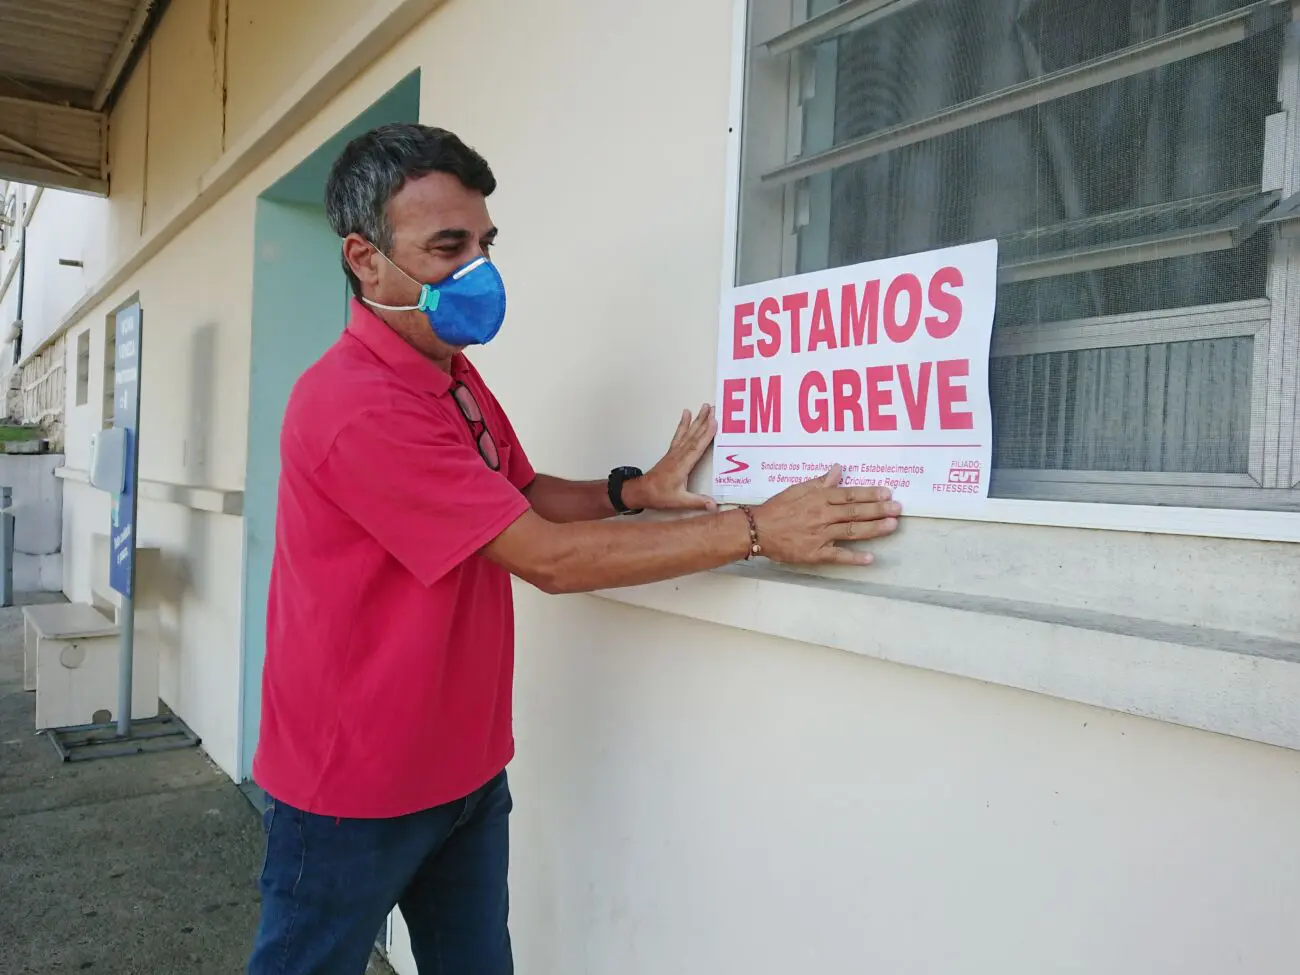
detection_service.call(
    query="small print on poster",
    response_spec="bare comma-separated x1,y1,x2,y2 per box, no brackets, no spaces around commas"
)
711,241,998,517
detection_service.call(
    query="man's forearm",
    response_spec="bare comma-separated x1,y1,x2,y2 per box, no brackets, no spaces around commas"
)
485,508,751,593
523,474,615,523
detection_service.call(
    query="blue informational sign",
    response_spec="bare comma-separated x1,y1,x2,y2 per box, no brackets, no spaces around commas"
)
109,302,142,599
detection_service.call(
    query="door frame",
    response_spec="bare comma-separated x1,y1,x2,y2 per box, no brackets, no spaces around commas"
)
236,70,422,782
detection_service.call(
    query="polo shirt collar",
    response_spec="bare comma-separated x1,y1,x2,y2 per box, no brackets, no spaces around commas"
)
345,298,457,396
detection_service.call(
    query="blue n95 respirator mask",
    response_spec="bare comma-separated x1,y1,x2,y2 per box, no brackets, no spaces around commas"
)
363,250,506,347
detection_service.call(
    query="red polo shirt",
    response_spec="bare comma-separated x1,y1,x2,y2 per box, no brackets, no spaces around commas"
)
252,299,534,818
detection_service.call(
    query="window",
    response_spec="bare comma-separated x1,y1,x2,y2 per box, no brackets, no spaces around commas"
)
74,331,90,407
0,191,17,250
102,317,116,430
736,0,1300,511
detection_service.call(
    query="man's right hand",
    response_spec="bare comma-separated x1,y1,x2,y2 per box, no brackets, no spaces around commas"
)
751,465,900,567
486,465,899,594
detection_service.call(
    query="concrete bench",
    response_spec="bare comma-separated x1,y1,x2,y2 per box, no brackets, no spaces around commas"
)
20,533,163,691
23,602,116,691
24,602,159,730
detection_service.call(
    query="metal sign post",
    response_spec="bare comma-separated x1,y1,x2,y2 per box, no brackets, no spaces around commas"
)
111,304,141,736
1,485,13,608
46,299,199,762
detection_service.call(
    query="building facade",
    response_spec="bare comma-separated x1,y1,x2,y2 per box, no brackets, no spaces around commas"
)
3,1,1300,972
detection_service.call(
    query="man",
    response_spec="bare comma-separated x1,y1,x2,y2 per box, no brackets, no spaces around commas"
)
247,123,901,975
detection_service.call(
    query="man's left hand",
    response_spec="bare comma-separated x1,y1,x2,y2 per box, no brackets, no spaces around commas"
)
622,405,719,514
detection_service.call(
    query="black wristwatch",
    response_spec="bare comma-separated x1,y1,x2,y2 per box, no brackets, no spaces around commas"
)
608,466,644,516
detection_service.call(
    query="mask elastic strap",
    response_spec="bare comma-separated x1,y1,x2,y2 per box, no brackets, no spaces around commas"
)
360,244,430,312
361,296,420,312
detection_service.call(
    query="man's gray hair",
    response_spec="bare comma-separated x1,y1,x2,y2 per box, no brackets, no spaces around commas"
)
325,123,496,297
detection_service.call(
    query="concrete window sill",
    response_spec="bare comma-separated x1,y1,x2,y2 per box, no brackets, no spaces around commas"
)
55,467,244,517
593,563,1300,753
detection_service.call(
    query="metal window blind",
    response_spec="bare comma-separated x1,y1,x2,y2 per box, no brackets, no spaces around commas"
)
759,0,1296,506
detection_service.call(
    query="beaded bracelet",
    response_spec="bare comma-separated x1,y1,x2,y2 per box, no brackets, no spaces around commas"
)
737,505,762,559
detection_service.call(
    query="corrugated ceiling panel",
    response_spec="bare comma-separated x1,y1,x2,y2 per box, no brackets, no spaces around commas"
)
0,0,139,93
0,0,144,194
0,96,106,193
0,100,104,174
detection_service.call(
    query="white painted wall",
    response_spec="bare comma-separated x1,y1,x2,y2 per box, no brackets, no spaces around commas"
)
43,0,1300,972
510,594,1300,974
0,278,15,363
23,194,109,352
0,180,32,378
0,184,111,424
0,453,63,591
0,183,67,589
9,188,111,356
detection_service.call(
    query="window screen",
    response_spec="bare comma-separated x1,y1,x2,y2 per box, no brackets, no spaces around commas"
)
102,317,116,430
74,330,90,408
737,0,1300,511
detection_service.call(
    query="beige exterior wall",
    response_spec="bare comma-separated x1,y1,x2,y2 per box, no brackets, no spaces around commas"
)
222,0,367,146
27,0,1300,972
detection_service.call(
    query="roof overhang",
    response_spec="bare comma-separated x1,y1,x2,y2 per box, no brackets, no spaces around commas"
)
0,0,167,196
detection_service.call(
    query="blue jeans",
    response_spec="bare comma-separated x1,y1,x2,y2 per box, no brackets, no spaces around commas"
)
247,771,512,975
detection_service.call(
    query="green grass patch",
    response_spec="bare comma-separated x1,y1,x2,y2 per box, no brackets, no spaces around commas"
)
0,426,41,443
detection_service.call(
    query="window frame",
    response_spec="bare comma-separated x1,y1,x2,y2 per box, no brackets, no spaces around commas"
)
73,329,90,408
721,0,1300,542
102,315,116,430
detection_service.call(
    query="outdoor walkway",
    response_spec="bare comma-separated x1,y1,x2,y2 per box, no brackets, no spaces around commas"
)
0,595,392,975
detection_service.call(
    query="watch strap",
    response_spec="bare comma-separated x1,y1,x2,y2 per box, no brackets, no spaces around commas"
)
608,466,644,515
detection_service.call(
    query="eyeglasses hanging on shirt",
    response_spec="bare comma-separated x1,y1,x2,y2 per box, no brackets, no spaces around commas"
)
451,383,500,471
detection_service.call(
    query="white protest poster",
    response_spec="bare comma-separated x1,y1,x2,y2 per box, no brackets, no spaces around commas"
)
712,241,998,516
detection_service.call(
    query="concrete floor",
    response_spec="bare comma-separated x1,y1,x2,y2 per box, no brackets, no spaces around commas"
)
0,595,394,975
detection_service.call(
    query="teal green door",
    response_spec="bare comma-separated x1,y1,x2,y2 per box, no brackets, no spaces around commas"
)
239,200,347,780
238,72,421,781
